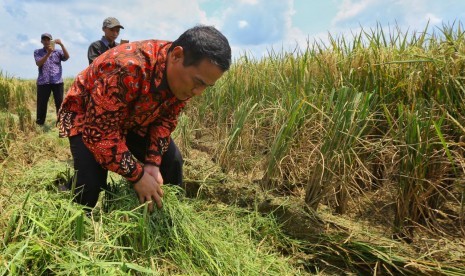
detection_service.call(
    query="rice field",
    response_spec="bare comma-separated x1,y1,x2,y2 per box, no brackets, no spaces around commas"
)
1,22,465,275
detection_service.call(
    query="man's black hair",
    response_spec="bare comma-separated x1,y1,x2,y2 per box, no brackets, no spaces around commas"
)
169,25,231,71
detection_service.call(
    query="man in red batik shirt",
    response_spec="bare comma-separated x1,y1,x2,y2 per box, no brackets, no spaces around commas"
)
57,25,231,211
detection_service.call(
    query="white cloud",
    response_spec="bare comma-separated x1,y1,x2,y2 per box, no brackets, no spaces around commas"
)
238,0,259,4
0,0,210,79
332,0,376,25
0,0,463,79
328,0,462,38
238,20,249,28
220,0,294,45
424,13,442,25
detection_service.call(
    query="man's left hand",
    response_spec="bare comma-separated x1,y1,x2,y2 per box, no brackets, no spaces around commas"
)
144,164,164,187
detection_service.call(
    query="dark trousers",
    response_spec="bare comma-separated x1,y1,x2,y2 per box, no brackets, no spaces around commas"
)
68,132,183,208
36,83,64,125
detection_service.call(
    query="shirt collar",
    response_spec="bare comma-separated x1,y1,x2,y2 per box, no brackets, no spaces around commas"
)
153,42,170,91
101,36,116,48
152,42,188,102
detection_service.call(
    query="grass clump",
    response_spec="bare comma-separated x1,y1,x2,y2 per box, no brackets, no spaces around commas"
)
1,176,303,275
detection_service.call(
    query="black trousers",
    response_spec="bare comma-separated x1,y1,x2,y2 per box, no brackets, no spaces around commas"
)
68,132,183,208
36,83,64,125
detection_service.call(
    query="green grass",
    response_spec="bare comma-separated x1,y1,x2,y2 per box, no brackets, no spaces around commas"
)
1,159,302,275
2,21,465,275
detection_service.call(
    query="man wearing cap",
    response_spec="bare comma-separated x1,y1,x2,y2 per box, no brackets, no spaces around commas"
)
87,17,124,64
33,33,70,126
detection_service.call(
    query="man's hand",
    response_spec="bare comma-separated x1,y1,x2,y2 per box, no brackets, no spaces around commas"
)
46,45,53,54
54,38,70,60
133,165,164,212
144,164,164,184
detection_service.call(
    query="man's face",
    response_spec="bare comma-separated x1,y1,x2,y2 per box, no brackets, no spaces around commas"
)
166,46,224,101
41,37,51,46
103,27,121,43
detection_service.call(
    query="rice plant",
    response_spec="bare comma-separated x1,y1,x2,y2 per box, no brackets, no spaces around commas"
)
262,99,308,188
1,183,303,275
392,102,456,241
0,71,12,110
218,98,258,171
2,20,465,275
304,87,375,212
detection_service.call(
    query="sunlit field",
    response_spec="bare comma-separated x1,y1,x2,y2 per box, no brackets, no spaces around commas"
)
1,22,465,275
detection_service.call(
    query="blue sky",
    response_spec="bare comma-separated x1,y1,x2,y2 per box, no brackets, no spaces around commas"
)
0,0,464,79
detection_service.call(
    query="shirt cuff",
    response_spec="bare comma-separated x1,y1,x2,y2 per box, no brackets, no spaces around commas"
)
126,163,144,183
145,155,162,167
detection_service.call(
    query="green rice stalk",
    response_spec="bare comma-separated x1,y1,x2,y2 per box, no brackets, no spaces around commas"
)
262,100,307,189
3,191,30,246
74,211,85,241
305,87,374,212
218,99,258,169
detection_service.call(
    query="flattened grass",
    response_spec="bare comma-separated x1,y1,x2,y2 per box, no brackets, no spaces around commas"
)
1,167,302,275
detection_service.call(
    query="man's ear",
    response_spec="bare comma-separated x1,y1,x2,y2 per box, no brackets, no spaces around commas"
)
171,46,184,62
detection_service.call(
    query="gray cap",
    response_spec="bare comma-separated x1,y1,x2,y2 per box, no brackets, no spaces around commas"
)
41,33,52,40
102,17,124,29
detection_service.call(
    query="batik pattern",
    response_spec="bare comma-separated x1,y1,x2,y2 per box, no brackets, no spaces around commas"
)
58,40,187,182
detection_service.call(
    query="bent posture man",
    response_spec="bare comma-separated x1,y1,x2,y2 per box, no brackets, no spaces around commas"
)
58,25,231,211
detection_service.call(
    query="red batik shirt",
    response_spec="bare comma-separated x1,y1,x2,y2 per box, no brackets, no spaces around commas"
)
57,40,187,183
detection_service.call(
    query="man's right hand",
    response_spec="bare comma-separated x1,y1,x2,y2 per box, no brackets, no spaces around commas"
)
133,168,164,212
46,45,53,54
